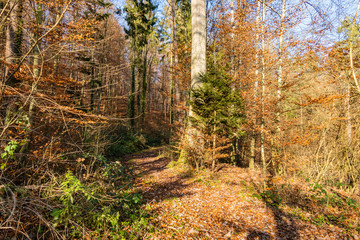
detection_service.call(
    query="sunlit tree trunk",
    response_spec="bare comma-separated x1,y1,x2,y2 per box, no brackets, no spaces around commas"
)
349,0,360,93
276,0,286,128
249,0,261,169
273,0,287,173
230,0,239,164
184,0,206,155
190,0,206,91
170,0,177,131
29,3,42,126
346,0,360,147
260,0,267,174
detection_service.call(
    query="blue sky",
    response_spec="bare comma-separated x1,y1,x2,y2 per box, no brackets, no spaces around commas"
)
112,0,167,26
111,0,360,46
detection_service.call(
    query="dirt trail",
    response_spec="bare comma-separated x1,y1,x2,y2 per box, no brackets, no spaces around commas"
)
126,148,356,240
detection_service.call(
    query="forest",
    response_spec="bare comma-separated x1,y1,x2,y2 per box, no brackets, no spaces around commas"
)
1,0,360,239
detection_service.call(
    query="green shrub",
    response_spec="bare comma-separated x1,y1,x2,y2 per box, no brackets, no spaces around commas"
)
49,170,147,239
107,132,147,158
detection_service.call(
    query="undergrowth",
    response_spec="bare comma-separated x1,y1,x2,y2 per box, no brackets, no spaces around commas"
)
106,128,147,158
47,167,149,239
0,124,156,239
252,176,360,234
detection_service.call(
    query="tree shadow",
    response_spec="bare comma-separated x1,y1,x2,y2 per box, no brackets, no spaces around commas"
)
134,157,172,176
251,178,300,240
266,204,300,240
128,148,195,203
142,177,195,203
216,218,271,240
247,230,271,240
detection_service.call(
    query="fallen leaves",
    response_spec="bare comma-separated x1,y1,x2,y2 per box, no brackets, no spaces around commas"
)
126,148,359,239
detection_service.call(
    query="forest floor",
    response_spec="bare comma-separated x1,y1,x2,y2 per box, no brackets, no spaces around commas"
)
124,147,360,240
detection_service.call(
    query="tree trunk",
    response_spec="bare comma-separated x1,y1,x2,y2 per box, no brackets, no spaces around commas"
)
29,3,42,128
349,0,360,93
129,57,136,131
276,0,286,130
14,0,23,61
273,0,287,174
170,0,177,131
249,0,261,169
230,0,239,164
260,0,267,174
20,2,42,157
346,81,352,146
4,0,20,83
187,0,206,145
141,50,148,129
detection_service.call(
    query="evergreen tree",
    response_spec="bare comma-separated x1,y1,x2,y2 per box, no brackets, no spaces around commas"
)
189,63,246,169
124,0,157,131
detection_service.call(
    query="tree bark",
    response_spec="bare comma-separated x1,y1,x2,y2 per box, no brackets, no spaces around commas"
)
4,0,19,81
141,49,148,128
249,0,261,169
276,0,286,129
187,0,206,145
260,0,267,174
349,0,360,93
129,55,136,131
170,0,177,130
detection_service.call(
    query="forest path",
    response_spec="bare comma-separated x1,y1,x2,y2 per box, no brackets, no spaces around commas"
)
125,147,354,240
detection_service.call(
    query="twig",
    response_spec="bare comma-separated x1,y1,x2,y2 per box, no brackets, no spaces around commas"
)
0,226,31,239
1,185,16,227
2,0,73,85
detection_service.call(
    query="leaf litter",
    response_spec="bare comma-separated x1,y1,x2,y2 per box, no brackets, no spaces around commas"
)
125,148,359,239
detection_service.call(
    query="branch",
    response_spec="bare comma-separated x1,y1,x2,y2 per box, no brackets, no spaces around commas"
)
0,0,14,32
3,0,73,84
258,0,281,18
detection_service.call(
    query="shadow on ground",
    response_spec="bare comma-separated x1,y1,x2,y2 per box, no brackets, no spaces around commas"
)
247,230,271,240
142,177,195,203
251,178,300,240
126,148,195,203
125,149,304,239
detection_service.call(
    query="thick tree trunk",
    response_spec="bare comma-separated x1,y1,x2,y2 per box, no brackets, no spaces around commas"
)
190,0,206,91
187,0,206,145
180,0,206,163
